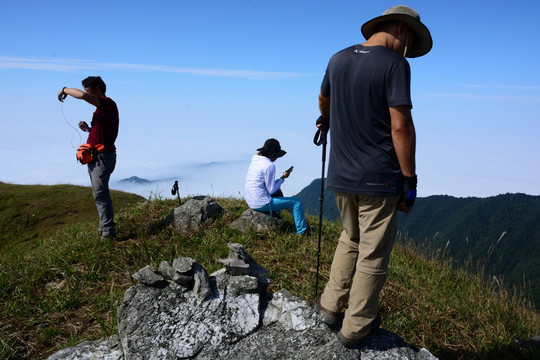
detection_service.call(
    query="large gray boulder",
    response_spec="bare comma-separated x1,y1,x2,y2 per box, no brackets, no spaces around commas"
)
230,208,282,232
166,196,223,233
46,335,123,360
47,244,438,360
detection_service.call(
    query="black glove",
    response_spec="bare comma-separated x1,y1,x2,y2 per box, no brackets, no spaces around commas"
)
316,116,329,132
399,175,417,208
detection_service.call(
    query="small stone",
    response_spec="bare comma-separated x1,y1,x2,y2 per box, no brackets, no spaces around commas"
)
132,265,166,286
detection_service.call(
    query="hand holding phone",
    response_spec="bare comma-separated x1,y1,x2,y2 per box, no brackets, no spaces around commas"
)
282,166,294,180
78,121,90,132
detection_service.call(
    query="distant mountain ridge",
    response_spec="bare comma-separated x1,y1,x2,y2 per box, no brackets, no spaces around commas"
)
294,178,338,220
118,176,153,184
295,179,540,308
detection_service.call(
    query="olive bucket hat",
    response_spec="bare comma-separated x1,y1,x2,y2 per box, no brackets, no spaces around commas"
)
257,138,286,159
361,5,432,58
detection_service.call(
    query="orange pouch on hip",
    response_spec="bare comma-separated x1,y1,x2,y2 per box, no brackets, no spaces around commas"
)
76,143,104,164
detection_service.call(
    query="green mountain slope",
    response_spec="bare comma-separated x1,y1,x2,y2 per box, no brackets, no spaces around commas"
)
0,182,144,252
397,194,540,309
296,180,540,308
295,178,339,220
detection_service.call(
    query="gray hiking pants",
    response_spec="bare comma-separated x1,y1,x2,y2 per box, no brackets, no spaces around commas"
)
88,152,116,237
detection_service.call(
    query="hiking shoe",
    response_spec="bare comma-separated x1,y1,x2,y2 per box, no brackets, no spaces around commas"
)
299,224,311,236
337,315,381,348
315,300,342,329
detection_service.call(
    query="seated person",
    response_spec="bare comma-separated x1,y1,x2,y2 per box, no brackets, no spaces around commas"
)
244,138,308,235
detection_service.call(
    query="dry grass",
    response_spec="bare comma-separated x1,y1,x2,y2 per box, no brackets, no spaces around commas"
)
0,183,538,359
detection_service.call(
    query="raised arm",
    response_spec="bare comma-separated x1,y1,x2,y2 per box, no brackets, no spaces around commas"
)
58,87,101,107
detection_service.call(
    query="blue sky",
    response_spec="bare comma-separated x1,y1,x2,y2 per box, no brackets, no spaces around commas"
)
1,0,539,199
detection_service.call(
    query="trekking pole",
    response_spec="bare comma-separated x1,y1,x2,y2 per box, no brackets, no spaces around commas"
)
313,127,327,303
171,180,181,206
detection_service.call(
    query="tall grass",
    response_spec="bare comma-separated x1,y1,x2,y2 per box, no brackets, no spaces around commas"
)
385,240,539,359
0,182,538,359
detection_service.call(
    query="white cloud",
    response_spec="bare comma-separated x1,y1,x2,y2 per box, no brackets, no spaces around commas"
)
457,83,540,90
0,55,314,80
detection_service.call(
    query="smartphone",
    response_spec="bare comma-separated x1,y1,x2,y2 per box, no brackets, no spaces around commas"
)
286,166,294,173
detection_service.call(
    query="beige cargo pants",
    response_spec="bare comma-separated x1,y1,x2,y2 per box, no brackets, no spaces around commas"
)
320,192,399,340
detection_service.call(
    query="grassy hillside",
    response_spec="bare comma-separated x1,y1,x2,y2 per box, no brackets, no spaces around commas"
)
0,182,144,251
397,194,540,310
297,181,540,310
0,182,539,359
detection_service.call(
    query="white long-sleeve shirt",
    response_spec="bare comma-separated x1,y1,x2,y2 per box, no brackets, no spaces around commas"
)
244,155,284,209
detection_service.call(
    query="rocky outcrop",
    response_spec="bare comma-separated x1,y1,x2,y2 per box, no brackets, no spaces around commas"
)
230,208,282,233
47,335,123,360
165,196,223,233
47,243,438,360
216,242,270,286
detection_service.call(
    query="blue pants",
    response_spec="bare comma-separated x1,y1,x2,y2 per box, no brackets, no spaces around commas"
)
255,196,307,234
88,152,116,237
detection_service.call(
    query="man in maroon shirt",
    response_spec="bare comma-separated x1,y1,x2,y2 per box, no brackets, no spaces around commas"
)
58,76,119,240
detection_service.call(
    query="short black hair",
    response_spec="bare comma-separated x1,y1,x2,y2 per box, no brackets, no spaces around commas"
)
82,76,106,94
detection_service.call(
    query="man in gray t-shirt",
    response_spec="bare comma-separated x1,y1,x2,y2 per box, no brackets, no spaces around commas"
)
321,44,411,196
315,5,433,348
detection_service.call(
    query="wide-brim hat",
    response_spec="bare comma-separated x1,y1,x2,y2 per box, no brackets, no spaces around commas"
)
361,5,432,58
257,138,286,159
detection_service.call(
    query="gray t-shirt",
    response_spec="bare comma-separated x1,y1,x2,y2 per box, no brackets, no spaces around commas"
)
320,44,412,196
